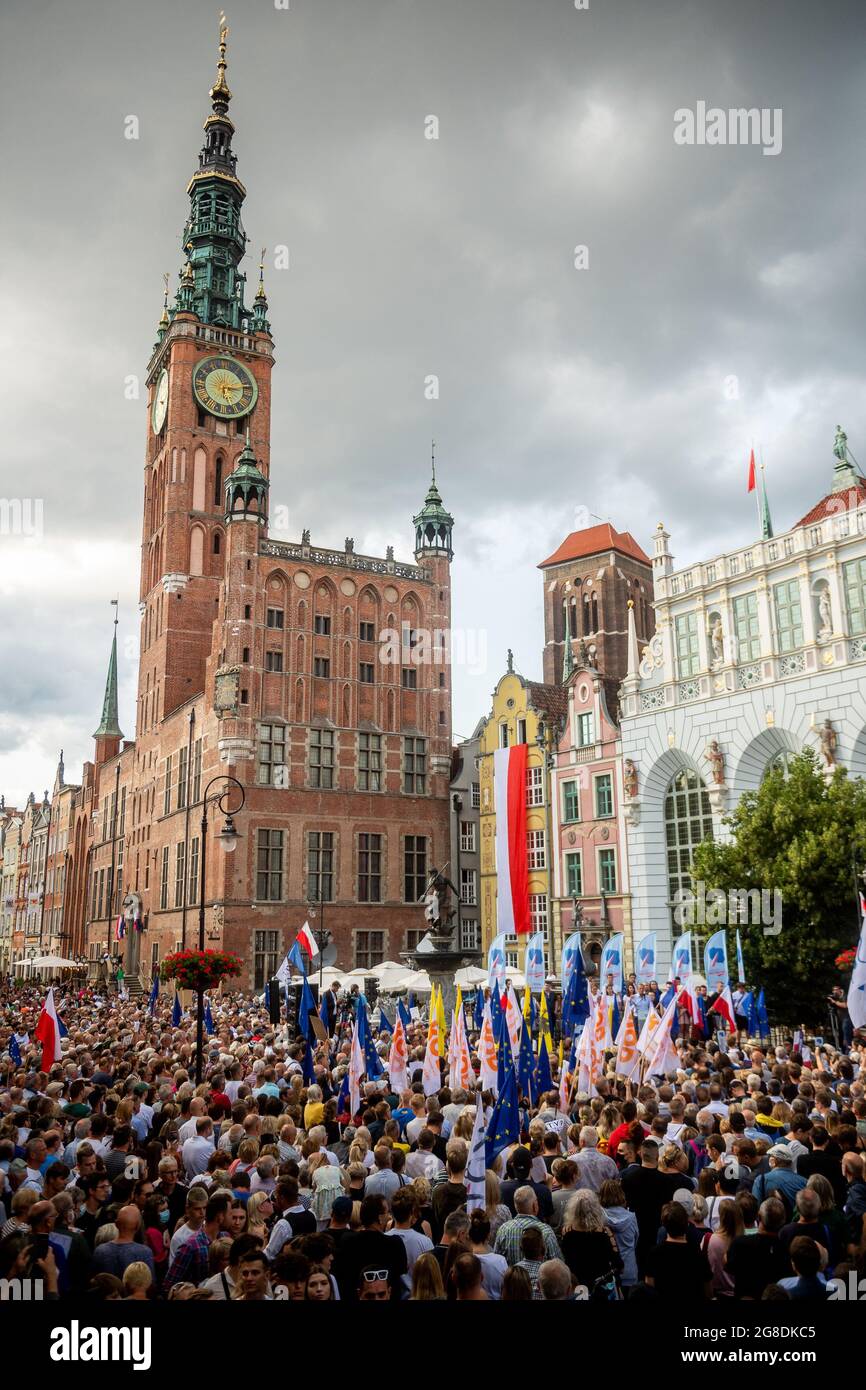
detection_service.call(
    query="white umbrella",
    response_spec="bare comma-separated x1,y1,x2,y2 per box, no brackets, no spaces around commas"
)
373,961,413,991
393,970,432,994
454,965,488,987
21,955,78,969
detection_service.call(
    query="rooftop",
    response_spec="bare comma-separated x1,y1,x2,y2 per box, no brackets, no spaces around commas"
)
538,522,650,570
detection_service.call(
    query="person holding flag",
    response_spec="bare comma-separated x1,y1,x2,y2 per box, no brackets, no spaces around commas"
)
388,1014,409,1093
33,988,63,1072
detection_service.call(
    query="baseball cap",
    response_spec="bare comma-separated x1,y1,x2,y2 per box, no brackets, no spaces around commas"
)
331,1196,353,1221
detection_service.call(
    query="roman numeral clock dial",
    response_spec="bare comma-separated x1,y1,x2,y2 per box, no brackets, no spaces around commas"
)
192,354,258,419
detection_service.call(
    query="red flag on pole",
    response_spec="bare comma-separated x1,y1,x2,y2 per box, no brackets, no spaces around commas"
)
747,449,757,492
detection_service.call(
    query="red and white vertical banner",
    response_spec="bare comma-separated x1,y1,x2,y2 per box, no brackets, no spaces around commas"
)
494,743,530,936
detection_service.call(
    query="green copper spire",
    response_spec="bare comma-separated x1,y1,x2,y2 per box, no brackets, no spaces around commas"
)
759,462,773,540
413,441,454,560
225,429,268,525
93,608,124,741
177,15,252,330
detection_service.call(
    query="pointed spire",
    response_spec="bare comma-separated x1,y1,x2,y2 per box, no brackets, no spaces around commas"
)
759,461,773,539
209,11,233,116
413,447,454,560
625,599,640,685
251,247,271,333
57,749,65,787
157,271,171,339
93,605,124,741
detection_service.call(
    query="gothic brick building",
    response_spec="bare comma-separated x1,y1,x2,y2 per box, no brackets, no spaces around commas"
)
538,522,654,701
63,29,455,989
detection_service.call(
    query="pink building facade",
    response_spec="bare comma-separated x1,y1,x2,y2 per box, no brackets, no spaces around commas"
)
549,660,633,974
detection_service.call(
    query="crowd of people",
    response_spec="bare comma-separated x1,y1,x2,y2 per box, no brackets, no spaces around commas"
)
1,974,864,1305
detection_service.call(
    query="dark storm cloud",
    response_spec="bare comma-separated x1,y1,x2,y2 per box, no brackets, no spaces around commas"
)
1,0,865,797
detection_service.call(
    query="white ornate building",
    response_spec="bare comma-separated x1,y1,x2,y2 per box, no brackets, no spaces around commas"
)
619,433,866,974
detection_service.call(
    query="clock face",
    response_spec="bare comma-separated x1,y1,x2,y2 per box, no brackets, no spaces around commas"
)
151,369,169,433
192,355,258,419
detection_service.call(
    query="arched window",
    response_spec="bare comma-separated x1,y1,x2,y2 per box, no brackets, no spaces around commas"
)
569,597,577,637
582,593,591,634
213,532,221,555
214,456,223,507
189,526,204,577
664,769,713,912
590,592,599,632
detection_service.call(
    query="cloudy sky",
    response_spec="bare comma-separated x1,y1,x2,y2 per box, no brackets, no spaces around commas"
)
1,0,865,804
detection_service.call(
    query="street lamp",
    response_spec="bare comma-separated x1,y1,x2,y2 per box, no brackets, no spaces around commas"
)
195,775,245,1084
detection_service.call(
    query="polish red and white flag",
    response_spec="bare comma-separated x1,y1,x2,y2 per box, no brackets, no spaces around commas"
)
710,985,737,1033
493,743,530,935
34,988,63,1072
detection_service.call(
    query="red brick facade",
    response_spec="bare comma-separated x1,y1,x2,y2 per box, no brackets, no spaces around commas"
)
73,295,454,988
539,524,655,694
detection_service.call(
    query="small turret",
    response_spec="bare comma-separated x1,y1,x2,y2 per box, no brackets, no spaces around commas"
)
413,443,454,561
225,430,268,525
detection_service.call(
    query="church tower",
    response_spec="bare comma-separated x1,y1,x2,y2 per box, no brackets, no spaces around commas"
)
413,453,455,781
138,18,274,733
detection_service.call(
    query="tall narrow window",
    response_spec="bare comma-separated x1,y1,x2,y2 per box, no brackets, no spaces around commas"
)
256,829,284,902
358,833,382,903
402,737,427,794
163,754,173,816
404,835,427,901
214,456,223,506
307,831,334,902
358,733,382,791
674,613,700,678
732,592,761,662
309,729,335,788
160,846,170,911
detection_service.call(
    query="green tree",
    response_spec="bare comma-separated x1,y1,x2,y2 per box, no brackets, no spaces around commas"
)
691,750,866,1026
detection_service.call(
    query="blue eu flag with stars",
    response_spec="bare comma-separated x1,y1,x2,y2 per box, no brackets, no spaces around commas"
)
517,1019,537,1104
485,1057,520,1169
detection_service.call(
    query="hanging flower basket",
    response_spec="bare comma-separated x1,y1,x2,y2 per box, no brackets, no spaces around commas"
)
160,949,242,991
834,948,856,973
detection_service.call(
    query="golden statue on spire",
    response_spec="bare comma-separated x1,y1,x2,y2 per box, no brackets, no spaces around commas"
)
210,10,232,110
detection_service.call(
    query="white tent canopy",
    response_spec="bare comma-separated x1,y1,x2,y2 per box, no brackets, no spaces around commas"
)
454,965,488,987
20,955,78,970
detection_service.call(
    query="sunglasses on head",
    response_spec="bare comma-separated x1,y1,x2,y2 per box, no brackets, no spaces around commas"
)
361,1269,389,1283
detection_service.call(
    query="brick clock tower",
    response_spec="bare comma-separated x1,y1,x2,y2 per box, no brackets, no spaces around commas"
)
139,20,274,734
105,22,456,988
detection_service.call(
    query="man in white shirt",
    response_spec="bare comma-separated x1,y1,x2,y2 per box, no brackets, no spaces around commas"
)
178,1098,208,1146
404,1133,445,1182
182,1118,215,1181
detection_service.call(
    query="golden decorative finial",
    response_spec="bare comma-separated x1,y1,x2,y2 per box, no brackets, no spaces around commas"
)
210,10,232,111
159,271,171,327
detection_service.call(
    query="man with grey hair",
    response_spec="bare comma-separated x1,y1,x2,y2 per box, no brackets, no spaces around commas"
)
493,1186,563,1266
573,1125,618,1193
538,1258,574,1301
778,1187,828,1261
752,1144,806,1216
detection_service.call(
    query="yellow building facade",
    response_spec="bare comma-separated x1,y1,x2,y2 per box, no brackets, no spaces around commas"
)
478,663,567,975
